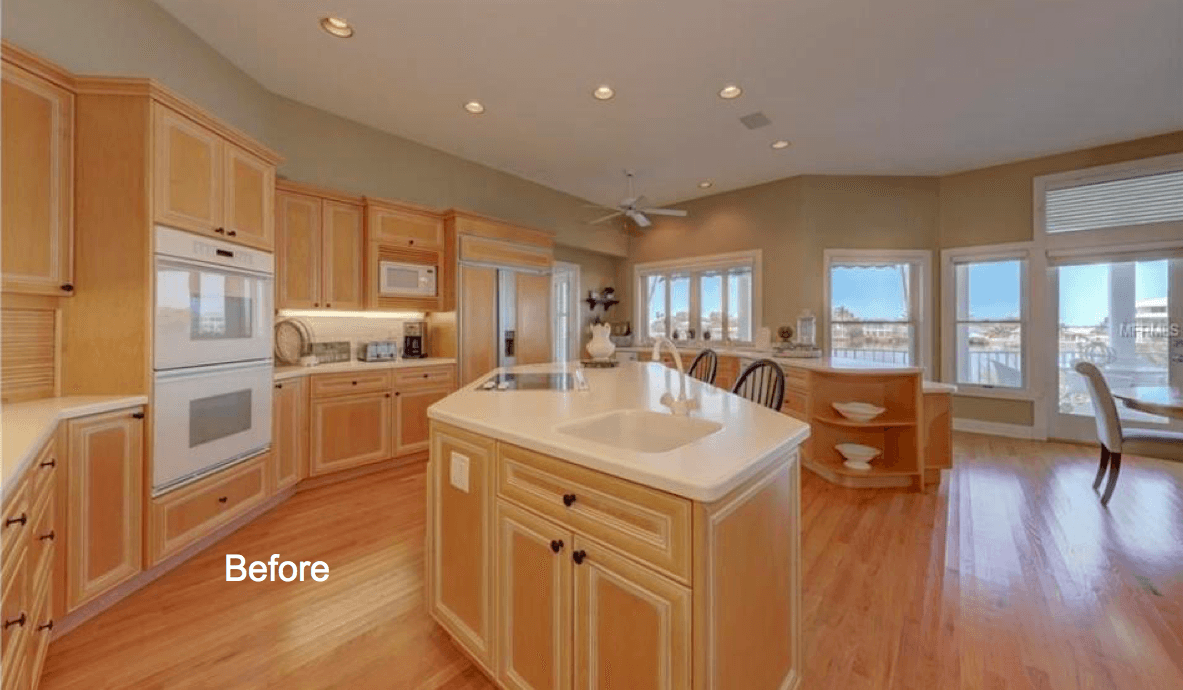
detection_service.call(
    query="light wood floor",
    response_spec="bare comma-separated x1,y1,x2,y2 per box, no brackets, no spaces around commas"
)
41,433,1183,689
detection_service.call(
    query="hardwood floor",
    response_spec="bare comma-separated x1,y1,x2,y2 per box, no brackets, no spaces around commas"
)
41,433,1183,689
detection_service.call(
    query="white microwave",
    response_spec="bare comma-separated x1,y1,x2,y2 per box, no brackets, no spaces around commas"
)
380,260,437,297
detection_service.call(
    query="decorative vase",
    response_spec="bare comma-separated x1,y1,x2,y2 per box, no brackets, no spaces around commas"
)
586,323,616,360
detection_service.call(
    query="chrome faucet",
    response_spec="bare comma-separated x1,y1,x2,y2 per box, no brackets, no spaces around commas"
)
650,336,699,416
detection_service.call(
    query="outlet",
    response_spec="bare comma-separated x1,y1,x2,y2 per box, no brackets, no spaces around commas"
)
449,452,470,493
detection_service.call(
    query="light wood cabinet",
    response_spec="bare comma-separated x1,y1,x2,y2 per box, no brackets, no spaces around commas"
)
365,199,452,312
272,378,308,492
310,391,393,476
369,201,444,250
153,103,276,249
1,50,74,296
514,272,553,366
394,369,454,456
322,201,364,310
66,408,144,612
459,265,498,386
275,185,364,310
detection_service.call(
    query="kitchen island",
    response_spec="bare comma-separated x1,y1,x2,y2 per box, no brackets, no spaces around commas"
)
426,361,809,690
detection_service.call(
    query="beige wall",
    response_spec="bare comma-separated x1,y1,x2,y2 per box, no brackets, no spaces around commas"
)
1,0,626,259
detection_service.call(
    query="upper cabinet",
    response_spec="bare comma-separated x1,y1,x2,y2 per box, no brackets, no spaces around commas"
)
152,102,278,250
275,182,364,310
1,45,75,296
365,199,452,312
322,200,365,310
276,190,322,308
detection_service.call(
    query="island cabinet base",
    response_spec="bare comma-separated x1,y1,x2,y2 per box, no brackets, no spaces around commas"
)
426,421,802,690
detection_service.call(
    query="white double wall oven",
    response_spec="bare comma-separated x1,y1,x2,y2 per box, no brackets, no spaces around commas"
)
153,226,274,494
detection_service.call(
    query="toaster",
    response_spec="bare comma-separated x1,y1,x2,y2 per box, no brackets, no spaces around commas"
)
358,340,398,362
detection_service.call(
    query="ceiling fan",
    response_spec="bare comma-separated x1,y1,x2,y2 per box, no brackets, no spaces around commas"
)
588,171,688,229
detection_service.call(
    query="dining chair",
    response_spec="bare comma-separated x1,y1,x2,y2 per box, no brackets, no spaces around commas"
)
732,359,785,411
687,349,719,385
1074,361,1183,505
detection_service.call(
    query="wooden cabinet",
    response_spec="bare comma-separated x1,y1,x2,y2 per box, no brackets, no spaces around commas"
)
514,272,553,366
66,408,144,612
369,201,444,249
1,48,74,296
459,265,498,386
275,184,364,310
394,365,456,457
309,374,393,475
496,500,572,690
365,199,452,312
272,378,308,492
153,103,276,249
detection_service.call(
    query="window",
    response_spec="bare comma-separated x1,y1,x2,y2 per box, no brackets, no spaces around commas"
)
824,250,931,373
551,262,580,361
635,251,761,345
944,250,1029,391
1037,153,1183,241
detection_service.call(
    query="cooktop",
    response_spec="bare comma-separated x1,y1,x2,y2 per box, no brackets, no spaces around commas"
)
477,372,588,391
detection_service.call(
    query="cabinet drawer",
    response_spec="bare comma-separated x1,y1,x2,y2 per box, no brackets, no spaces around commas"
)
497,443,692,583
784,366,808,392
29,436,58,500
2,479,29,565
781,388,808,417
149,454,268,564
29,486,55,588
2,544,28,673
393,365,456,388
311,370,392,398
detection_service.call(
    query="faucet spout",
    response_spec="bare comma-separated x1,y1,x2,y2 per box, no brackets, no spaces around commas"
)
650,337,698,415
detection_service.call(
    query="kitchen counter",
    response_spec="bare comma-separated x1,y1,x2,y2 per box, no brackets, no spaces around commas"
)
428,361,810,501
274,357,457,381
2,395,148,498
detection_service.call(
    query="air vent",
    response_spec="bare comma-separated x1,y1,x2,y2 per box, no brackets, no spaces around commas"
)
739,112,772,130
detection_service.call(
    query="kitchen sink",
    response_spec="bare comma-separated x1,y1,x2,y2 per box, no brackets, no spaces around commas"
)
556,409,723,453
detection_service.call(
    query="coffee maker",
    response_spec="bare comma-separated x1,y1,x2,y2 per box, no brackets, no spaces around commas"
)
403,320,428,359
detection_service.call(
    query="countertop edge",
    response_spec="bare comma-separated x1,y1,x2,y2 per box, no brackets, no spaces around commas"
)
274,358,457,381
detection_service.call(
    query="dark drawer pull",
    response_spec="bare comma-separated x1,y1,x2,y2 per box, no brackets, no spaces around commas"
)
215,227,226,234
227,230,237,237
132,411,145,419
352,381,358,385
550,539,564,554
275,383,283,389
572,550,586,565
39,531,55,542
562,494,577,507
40,458,56,469
218,496,228,504
60,283,74,293
37,620,53,632
3,613,26,629
5,513,27,527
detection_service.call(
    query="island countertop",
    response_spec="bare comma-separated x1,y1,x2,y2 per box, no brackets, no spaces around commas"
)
427,361,810,502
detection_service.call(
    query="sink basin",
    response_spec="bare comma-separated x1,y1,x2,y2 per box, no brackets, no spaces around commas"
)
556,409,723,453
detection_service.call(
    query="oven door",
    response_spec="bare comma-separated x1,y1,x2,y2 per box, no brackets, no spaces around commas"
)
155,256,273,370
152,360,272,494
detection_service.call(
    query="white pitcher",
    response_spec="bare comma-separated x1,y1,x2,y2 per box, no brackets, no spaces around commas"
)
586,323,616,360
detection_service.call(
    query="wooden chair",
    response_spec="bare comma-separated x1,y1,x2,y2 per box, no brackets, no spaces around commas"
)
731,359,786,411
1074,361,1183,505
687,349,719,385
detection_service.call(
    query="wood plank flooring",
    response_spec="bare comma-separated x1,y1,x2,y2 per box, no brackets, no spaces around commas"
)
41,433,1183,689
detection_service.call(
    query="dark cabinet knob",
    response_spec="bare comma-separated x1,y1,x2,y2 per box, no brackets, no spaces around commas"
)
408,240,415,246
423,373,429,378
275,383,283,389
5,513,27,528
227,230,237,237
39,531,54,542
572,550,586,565
60,283,74,292
4,613,26,629
218,496,228,504
562,494,577,507
314,303,320,307
215,227,226,234
326,303,332,308
352,381,358,385
132,411,145,419
550,539,564,553
40,458,56,469
37,620,53,632
385,393,391,398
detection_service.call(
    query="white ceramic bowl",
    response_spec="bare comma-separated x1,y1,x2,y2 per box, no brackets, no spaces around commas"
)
832,402,886,422
835,443,881,464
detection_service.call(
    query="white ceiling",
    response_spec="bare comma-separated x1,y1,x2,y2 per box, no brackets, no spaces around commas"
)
153,0,1183,207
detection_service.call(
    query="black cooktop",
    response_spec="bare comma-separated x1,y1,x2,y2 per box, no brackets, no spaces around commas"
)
477,373,581,391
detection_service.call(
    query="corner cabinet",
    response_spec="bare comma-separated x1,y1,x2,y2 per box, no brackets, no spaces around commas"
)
275,183,364,310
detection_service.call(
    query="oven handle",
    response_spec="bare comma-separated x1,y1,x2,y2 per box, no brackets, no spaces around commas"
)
154,359,273,382
155,256,275,281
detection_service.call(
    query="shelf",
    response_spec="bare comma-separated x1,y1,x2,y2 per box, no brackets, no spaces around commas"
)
826,461,916,478
813,414,917,429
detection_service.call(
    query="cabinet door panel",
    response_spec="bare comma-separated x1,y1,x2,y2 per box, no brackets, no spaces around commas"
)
224,144,274,249
460,266,498,385
322,201,364,310
310,392,391,475
515,272,552,366
66,409,144,612
276,192,322,309
497,500,572,690
272,378,308,491
154,105,222,234
370,205,444,249
1,62,73,295
573,538,690,690
395,385,451,456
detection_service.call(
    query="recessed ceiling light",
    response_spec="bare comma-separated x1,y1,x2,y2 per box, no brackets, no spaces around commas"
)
718,84,743,99
320,17,354,38
771,140,791,150
698,181,713,189
464,101,485,114
593,85,615,101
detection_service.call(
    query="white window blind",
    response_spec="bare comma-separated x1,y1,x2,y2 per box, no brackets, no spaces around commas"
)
1044,167,1183,234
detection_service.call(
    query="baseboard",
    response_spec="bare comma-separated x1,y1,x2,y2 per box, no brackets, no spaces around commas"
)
53,486,295,640
953,418,1046,440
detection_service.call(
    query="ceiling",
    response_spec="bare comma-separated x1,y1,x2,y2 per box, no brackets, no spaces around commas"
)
153,0,1183,207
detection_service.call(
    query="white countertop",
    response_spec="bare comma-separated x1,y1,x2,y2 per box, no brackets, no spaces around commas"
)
428,362,810,502
2,395,148,499
275,357,457,380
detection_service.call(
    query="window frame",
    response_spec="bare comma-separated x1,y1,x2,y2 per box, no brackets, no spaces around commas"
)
633,250,762,347
823,248,933,378
940,242,1033,399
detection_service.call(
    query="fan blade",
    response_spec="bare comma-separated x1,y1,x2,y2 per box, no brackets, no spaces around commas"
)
629,211,652,228
640,208,688,217
632,195,648,210
589,211,624,225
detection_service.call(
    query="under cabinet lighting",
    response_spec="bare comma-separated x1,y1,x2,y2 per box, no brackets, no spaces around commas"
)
278,310,426,320
320,17,354,38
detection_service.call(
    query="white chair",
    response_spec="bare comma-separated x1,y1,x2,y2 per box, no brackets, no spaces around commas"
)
1074,362,1183,505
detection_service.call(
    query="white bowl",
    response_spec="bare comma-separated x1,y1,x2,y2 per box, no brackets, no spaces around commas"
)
832,401,886,422
835,443,881,464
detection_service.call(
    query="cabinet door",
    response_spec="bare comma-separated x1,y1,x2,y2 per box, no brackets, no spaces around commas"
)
309,391,392,475
276,192,322,309
460,266,498,385
322,201,364,310
273,378,308,491
370,205,444,249
1,62,74,296
154,105,224,234
1,545,29,690
223,144,274,250
515,272,552,366
394,385,452,457
496,501,572,690
572,538,691,690
66,408,144,612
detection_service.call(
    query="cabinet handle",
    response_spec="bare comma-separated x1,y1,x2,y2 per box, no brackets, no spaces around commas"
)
395,392,400,397
326,303,332,308
37,620,53,632
352,381,358,385
562,494,577,507
60,283,74,293
132,411,145,419
572,550,586,565
39,531,55,542
215,227,226,234
5,513,27,528
408,240,414,246
275,383,283,389
218,496,228,504
385,393,391,398
40,458,56,469
227,230,237,237
423,373,429,378
314,303,320,307
4,613,26,629
550,539,564,554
